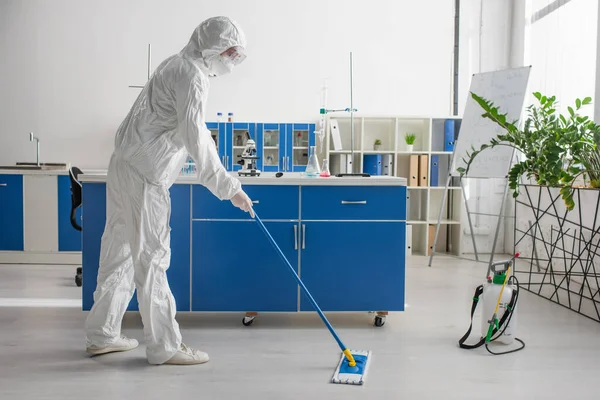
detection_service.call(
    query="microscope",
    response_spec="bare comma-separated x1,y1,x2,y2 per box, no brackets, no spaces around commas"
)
237,131,261,177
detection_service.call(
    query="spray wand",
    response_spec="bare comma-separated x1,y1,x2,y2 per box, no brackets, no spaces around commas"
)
485,252,520,343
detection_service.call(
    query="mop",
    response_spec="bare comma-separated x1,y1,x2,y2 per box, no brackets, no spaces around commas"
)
254,213,372,385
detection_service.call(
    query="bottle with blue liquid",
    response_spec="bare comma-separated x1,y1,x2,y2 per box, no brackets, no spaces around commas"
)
180,155,197,176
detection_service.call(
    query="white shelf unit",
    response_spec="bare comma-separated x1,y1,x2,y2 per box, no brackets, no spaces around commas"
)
321,115,463,256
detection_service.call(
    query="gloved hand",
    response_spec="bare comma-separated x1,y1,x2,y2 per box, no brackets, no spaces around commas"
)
230,190,255,218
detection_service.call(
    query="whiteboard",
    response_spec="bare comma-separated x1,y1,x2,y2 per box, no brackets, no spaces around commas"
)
451,66,531,178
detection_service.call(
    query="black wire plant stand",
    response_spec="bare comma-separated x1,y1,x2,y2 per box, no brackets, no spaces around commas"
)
513,184,600,323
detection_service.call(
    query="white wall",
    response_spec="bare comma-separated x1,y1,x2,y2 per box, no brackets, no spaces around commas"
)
457,0,515,115
457,0,519,255
594,0,600,121
501,0,599,255
525,0,598,118
0,0,456,169
457,0,600,256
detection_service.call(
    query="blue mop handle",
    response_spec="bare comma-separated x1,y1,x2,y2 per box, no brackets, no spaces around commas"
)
254,213,347,352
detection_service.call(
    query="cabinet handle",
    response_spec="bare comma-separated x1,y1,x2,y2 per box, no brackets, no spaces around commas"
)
0,183,6,187
302,224,306,249
294,225,298,250
288,156,291,171
252,200,259,204
341,200,367,205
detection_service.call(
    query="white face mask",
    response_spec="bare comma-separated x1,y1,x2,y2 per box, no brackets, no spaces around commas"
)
208,55,235,77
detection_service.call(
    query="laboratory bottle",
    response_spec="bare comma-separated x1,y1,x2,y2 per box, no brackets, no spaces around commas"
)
217,112,222,123
228,112,234,122
320,159,331,177
305,146,320,177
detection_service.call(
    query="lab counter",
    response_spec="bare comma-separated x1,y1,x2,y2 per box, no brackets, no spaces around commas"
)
79,171,407,186
80,171,407,326
0,167,104,263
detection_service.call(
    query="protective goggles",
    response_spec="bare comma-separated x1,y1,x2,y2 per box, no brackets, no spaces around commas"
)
220,46,247,66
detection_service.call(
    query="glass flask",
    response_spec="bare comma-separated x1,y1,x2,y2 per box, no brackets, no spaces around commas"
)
305,146,320,177
320,159,331,177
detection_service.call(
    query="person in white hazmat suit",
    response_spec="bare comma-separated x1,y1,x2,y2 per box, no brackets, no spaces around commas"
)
84,16,254,365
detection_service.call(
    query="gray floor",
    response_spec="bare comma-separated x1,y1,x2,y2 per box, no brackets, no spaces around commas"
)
1,256,599,400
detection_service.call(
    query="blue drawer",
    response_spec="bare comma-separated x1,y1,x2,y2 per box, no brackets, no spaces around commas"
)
301,185,406,220
193,184,299,220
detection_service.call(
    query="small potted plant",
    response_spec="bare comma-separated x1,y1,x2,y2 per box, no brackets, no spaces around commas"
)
374,139,382,151
405,133,416,152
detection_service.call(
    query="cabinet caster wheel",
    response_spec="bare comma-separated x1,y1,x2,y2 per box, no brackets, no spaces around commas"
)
374,316,386,327
242,316,255,326
75,274,82,287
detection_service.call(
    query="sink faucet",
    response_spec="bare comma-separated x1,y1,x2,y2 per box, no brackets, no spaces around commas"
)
29,132,40,166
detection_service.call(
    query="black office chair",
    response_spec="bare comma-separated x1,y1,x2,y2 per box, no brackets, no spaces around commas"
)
69,166,83,286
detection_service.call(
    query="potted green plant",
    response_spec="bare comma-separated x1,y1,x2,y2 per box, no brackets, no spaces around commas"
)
405,133,416,152
374,139,382,151
457,91,600,211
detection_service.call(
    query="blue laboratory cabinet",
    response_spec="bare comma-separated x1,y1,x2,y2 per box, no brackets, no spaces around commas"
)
57,175,82,251
206,122,226,168
0,174,24,251
228,122,257,172
283,123,317,173
81,177,406,325
207,122,317,173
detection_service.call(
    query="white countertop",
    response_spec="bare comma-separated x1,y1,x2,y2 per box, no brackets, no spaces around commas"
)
0,168,70,176
80,171,407,186
0,168,108,176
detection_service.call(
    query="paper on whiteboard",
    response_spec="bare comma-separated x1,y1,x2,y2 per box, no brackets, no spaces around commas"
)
451,66,531,178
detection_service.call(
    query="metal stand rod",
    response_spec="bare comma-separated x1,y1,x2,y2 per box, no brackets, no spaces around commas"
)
486,178,511,277
147,44,152,80
129,44,152,89
461,178,479,261
528,220,542,273
350,52,355,174
428,175,451,266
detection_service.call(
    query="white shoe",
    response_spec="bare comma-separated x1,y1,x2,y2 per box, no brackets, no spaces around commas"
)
86,335,139,356
164,343,210,365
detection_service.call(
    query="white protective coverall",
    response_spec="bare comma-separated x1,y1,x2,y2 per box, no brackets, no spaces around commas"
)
84,16,253,364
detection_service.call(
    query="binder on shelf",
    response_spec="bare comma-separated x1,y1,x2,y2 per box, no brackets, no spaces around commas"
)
406,225,413,256
330,119,343,151
334,154,347,174
444,119,455,152
418,154,429,187
406,190,411,220
363,154,382,175
409,155,419,186
382,154,393,176
427,224,436,256
430,155,439,186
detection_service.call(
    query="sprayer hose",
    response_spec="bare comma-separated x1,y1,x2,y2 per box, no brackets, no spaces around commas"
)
485,275,526,355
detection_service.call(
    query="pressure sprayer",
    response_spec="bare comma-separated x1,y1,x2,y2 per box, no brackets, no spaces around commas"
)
458,253,525,355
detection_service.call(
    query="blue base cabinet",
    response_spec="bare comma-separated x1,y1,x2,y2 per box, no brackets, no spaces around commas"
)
0,174,24,251
57,175,82,251
192,221,299,312
82,180,407,319
82,183,191,312
299,221,405,311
